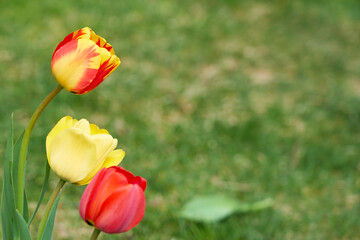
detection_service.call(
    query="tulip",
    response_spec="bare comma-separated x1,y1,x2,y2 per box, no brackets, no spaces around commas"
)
79,166,146,234
46,116,125,185
51,27,120,94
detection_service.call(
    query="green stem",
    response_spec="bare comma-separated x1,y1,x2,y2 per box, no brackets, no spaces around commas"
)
90,228,101,240
16,84,63,214
36,179,66,240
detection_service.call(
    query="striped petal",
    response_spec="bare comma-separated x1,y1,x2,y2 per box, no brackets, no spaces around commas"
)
89,29,115,55
76,54,120,94
52,27,92,58
51,38,102,93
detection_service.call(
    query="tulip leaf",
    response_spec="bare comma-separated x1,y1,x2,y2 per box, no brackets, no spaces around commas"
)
16,210,31,240
12,131,29,220
41,190,62,240
23,190,29,223
1,114,18,239
28,161,51,225
12,131,24,200
179,194,273,223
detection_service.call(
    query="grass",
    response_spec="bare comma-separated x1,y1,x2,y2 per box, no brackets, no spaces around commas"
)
1,0,360,239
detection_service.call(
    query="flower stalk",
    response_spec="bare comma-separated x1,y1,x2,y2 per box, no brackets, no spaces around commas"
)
16,84,63,214
36,178,66,240
90,228,101,240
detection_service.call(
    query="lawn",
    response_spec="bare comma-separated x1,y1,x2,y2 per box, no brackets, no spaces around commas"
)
0,0,359,239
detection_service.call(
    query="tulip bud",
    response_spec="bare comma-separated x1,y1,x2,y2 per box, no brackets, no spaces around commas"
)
51,27,120,94
46,116,125,185
79,167,146,234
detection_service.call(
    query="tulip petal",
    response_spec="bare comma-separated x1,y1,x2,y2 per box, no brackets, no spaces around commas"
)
102,149,125,168
79,167,107,221
95,184,146,233
46,116,78,160
52,27,92,57
89,30,115,55
98,47,112,64
74,27,92,40
83,167,124,221
133,175,147,191
92,134,117,166
76,149,125,185
74,119,91,135
76,54,120,94
51,38,101,93
49,128,98,183
90,123,109,135
76,135,118,185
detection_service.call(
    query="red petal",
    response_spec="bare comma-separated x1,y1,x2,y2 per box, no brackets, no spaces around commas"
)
94,184,146,233
79,167,107,221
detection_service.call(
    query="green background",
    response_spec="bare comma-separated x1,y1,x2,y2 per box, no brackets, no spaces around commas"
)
0,0,360,239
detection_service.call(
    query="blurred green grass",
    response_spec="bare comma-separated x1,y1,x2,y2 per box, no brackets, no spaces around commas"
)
1,0,360,239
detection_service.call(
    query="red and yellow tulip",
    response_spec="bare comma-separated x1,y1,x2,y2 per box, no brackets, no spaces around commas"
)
51,27,120,94
79,166,146,234
46,116,125,185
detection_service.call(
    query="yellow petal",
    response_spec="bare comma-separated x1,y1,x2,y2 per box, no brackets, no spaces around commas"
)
77,149,125,185
90,123,109,135
49,128,98,183
92,134,117,161
46,116,78,160
74,119,91,135
75,135,118,185
102,149,125,168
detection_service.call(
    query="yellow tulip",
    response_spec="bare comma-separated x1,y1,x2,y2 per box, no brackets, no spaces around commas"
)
46,116,125,185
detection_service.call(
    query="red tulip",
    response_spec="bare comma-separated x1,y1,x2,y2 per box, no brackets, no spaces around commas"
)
79,166,146,234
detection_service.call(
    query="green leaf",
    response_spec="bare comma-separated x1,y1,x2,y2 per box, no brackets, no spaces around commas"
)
28,161,51,225
12,131,24,201
16,210,31,240
10,130,31,223
41,190,62,240
1,114,18,239
179,194,240,222
237,197,274,212
179,194,273,223
1,185,12,240
23,190,29,223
